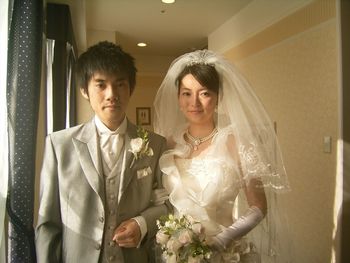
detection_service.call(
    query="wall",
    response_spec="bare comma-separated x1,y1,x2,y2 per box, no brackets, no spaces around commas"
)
47,0,87,54
126,75,164,131
209,0,339,262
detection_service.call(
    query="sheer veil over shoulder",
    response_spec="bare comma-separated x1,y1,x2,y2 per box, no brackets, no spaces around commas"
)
154,50,292,262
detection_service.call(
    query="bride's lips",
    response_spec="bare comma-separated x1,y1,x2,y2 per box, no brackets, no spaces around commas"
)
188,110,203,114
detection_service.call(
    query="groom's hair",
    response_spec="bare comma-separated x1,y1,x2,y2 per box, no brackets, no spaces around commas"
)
76,41,137,95
175,63,220,95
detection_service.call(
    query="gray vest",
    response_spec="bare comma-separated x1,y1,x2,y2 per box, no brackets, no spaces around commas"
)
100,145,125,263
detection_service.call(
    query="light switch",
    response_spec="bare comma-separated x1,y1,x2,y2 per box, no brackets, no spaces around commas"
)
323,136,332,153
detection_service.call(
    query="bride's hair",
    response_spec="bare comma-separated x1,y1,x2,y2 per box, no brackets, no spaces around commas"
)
175,63,220,95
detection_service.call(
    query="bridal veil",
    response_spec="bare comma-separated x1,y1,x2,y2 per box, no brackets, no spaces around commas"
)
154,50,292,262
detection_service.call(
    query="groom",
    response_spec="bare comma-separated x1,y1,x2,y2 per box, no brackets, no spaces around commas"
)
35,41,169,263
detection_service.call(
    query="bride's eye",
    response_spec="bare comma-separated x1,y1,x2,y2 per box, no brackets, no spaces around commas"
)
200,91,211,97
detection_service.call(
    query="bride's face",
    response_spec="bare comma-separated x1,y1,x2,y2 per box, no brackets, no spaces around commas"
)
178,74,218,125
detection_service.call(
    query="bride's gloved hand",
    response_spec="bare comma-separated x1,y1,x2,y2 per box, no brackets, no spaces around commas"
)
151,188,169,206
210,206,264,251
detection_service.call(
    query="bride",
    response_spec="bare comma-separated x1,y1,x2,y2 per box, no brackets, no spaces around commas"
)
153,50,291,262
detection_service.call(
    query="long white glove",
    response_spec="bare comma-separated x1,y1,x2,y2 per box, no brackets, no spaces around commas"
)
151,188,169,206
211,206,264,251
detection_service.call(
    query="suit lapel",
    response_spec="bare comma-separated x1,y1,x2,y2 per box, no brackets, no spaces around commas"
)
119,121,138,200
73,119,105,201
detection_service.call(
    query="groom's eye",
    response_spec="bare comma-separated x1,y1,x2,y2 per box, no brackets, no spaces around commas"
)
95,82,105,89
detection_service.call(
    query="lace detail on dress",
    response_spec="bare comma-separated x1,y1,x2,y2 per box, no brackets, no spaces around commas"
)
238,142,289,191
239,143,272,176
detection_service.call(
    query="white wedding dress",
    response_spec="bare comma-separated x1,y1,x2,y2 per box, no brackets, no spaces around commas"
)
160,127,263,263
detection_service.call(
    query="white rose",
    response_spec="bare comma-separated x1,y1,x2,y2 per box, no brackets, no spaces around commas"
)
178,229,192,245
130,138,143,153
166,238,182,253
156,232,169,245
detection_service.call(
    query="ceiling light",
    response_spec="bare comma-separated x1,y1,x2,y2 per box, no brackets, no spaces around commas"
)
137,42,147,47
162,0,175,3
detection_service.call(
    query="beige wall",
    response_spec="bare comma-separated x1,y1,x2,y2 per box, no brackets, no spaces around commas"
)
209,0,339,262
126,75,165,131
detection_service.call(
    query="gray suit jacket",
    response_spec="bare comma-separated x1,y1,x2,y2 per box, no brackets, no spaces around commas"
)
35,119,169,263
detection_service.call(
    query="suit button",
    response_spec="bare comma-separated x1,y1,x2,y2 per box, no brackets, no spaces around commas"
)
95,243,101,250
110,194,115,200
110,179,115,184
109,256,115,261
109,241,115,247
99,216,104,223
109,210,115,215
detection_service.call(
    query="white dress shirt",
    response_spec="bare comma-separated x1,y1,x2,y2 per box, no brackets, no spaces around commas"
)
95,116,126,170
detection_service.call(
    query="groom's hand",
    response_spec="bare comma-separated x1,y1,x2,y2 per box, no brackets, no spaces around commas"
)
112,219,141,248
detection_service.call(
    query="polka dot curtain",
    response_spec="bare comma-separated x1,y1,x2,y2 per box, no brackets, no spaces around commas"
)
6,0,43,262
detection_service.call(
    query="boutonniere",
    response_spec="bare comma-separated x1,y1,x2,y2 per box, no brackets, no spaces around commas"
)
129,127,154,168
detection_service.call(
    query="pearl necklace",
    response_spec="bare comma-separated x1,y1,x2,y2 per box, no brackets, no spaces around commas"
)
186,127,218,150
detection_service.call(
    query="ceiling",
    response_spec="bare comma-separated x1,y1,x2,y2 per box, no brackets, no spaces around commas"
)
50,0,253,57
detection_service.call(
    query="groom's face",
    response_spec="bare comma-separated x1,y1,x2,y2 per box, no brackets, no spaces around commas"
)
81,71,131,130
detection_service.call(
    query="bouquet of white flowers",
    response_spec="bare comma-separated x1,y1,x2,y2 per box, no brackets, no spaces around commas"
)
156,214,212,263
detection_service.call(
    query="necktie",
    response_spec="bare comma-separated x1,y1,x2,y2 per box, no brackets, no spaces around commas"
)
100,131,124,170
